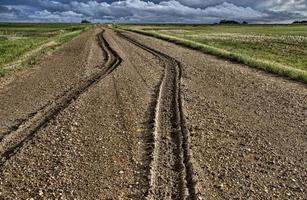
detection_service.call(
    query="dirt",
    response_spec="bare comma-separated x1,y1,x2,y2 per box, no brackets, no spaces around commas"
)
0,28,104,136
0,27,306,200
122,31,307,199
116,32,196,199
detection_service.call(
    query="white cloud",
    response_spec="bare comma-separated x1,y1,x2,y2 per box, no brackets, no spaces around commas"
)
201,2,266,19
0,0,306,23
268,0,307,17
29,9,84,22
63,0,266,22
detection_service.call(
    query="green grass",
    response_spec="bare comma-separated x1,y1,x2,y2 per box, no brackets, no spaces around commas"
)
118,24,307,83
0,23,92,77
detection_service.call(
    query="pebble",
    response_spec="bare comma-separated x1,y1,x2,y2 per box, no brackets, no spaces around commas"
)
217,183,224,189
264,187,269,193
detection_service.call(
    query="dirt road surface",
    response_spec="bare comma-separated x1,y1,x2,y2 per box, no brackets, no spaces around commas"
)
0,27,306,199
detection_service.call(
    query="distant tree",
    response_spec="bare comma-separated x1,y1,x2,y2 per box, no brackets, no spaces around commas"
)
242,21,248,25
292,20,307,24
81,20,91,24
219,19,240,25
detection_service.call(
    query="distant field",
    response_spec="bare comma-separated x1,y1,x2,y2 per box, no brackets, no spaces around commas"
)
120,24,307,82
0,23,92,76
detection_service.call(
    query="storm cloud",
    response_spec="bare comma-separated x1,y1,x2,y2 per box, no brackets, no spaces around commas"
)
0,0,306,23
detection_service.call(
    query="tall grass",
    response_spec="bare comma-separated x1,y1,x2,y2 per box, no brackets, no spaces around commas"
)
0,23,92,77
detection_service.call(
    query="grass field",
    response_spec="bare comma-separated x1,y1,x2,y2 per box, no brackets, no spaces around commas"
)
0,23,92,76
119,24,307,83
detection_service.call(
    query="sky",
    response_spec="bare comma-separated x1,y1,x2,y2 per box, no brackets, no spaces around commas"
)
0,0,306,23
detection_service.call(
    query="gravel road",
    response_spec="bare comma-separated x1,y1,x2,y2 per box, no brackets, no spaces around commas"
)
0,27,306,200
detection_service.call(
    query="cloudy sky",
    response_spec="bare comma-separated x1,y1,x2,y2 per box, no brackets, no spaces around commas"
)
0,0,306,23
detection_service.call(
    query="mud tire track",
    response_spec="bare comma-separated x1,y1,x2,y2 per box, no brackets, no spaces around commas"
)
0,30,122,166
117,31,197,200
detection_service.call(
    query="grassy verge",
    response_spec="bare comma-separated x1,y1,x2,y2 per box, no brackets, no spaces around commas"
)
0,23,92,77
20,30,84,67
119,25,307,84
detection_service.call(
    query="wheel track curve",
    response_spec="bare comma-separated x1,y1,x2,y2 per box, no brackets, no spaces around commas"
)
0,29,122,167
116,30,197,200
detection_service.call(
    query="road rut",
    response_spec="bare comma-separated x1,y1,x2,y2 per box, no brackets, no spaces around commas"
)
1,27,306,200
0,30,121,166
117,31,196,200
123,30,307,200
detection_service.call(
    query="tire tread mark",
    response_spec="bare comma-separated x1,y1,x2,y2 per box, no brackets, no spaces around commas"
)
117,30,197,200
0,29,122,167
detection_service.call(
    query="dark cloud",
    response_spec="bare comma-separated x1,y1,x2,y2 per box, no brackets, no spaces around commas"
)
0,6,10,13
0,0,306,23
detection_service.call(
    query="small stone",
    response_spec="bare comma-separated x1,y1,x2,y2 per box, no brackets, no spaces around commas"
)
217,183,224,189
264,187,269,193
39,190,44,196
119,170,124,174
